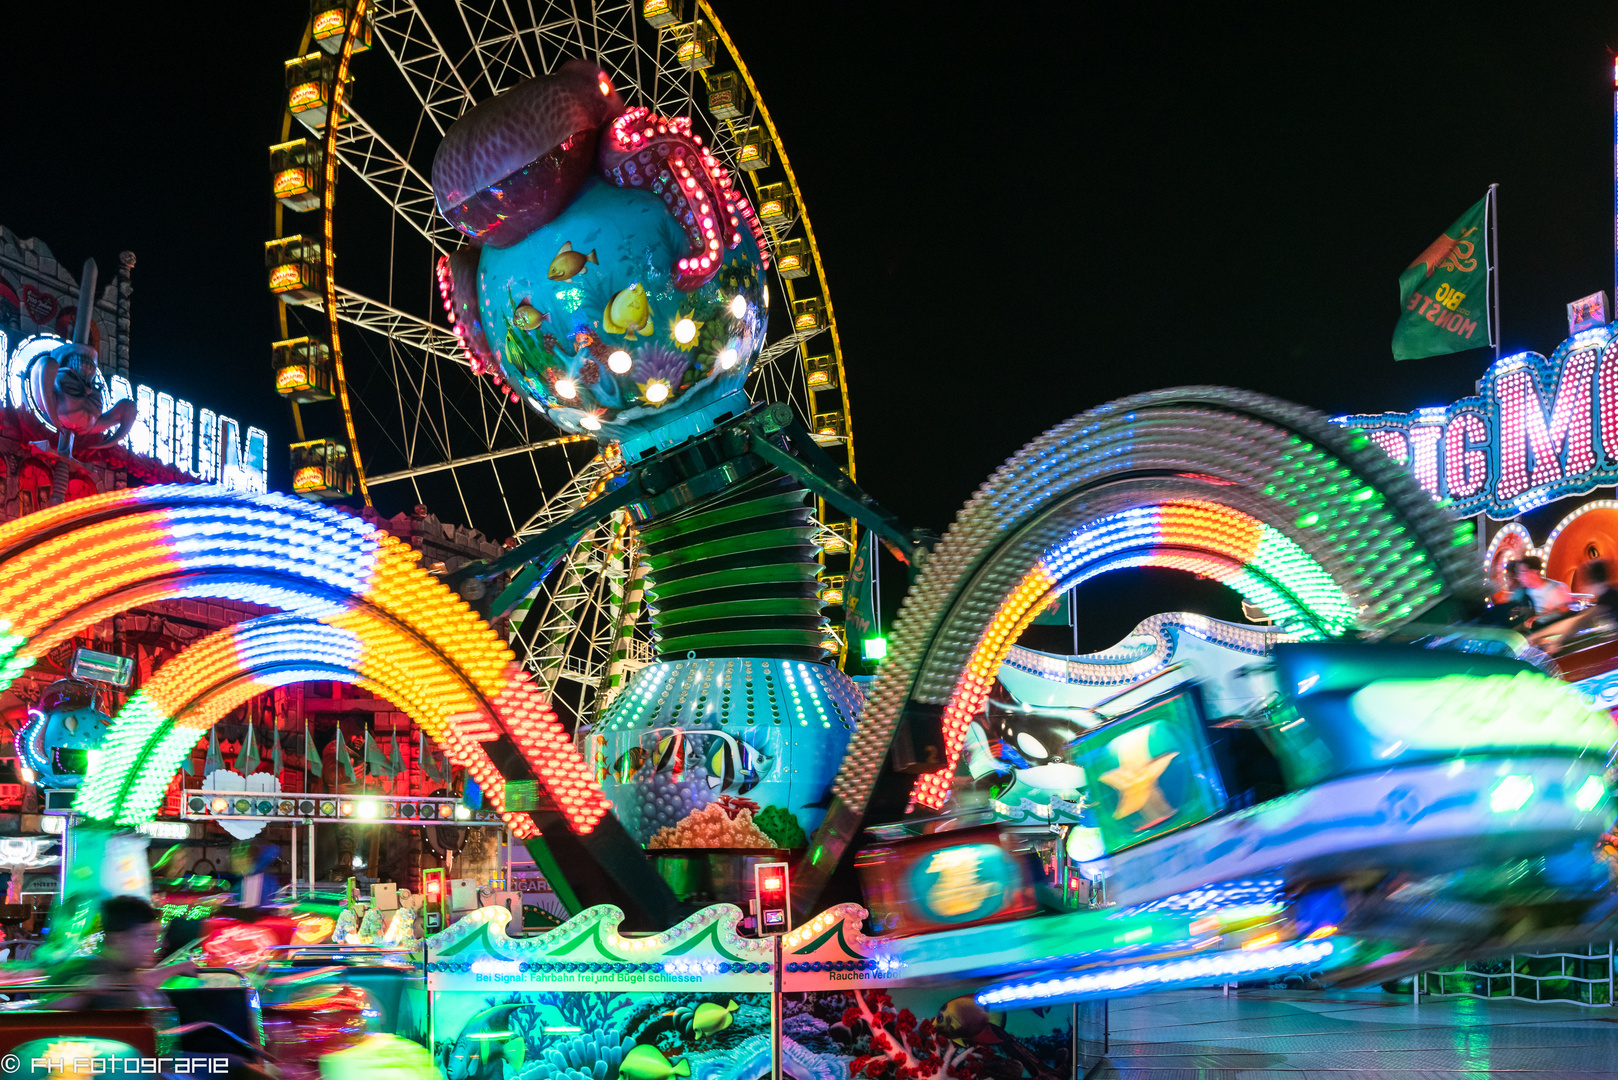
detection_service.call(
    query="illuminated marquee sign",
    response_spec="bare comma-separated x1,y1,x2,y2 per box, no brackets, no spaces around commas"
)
1337,325,1618,519
2,331,267,493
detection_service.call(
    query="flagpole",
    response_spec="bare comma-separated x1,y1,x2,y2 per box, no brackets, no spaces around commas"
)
1488,183,1500,361
1480,181,1501,577
1070,587,1078,656
870,530,881,642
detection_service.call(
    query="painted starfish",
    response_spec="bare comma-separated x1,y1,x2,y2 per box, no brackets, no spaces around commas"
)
1098,726,1179,830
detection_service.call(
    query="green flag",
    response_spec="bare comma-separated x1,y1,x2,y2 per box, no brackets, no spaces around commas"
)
364,729,394,776
843,532,876,643
337,724,357,783
272,728,284,778
388,734,405,776
238,721,261,775
1031,592,1071,626
204,728,224,775
1393,193,1492,361
304,724,324,779
420,731,445,785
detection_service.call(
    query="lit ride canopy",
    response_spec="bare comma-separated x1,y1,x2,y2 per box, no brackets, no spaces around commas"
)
798,386,1484,906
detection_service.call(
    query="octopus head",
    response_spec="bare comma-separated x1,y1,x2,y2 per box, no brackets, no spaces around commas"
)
432,59,627,250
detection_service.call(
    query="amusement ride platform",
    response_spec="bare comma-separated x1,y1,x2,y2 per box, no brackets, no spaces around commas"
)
1095,988,1618,1078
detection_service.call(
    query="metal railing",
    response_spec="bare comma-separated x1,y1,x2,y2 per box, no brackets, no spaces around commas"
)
1422,941,1614,1006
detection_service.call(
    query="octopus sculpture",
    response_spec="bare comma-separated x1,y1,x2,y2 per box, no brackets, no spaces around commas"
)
18,259,137,507
23,341,136,451
431,60,770,451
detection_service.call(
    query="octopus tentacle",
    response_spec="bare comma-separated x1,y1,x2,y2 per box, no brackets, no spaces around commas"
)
437,248,497,378
597,107,766,292
727,185,768,271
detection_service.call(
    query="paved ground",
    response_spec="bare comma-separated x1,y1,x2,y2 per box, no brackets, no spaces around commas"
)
1091,987,1618,1078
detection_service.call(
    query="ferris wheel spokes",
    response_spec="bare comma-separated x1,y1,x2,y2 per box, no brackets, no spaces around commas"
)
273,1,860,725
331,104,454,251
367,0,475,135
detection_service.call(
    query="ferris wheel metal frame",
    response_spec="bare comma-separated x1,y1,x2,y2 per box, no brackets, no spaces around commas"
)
271,0,861,730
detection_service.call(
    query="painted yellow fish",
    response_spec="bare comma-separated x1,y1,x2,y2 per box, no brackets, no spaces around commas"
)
604,283,654,338
548,241,598,281
935,995,1007,1047
618,1045,690,1080
691,999,738,1040
512,301,545,330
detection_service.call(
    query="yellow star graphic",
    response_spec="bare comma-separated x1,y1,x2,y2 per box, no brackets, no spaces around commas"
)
1098,726,1178,831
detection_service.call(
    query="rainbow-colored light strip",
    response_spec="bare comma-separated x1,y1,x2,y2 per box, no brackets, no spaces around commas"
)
911,501,1353,808
0,486,609,833
1048,503,1356,634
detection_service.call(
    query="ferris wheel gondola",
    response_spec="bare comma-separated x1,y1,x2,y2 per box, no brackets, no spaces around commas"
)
267,0,860,729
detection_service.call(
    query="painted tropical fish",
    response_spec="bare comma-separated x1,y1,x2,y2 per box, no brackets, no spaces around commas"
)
548,241,598,281
440,1004,528,1080
641,727,775,793
655,731,685,780
705,734,772,795
505,328,551,376
512,301,546,330
619,1044,690,1080
613,746,651,782
604,283,654,338
691,999,738,1040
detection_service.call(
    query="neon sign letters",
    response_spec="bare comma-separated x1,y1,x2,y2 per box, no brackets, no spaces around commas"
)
2,331,267,493
1337,326,1618,519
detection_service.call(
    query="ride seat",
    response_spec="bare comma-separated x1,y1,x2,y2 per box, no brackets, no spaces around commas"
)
165,987,260,1057
0,1008,161,1057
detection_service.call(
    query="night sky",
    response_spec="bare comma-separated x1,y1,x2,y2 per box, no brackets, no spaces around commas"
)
5,5,1617,648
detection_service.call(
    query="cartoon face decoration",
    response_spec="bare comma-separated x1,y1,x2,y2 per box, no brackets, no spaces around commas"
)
977,698,1090,793
20,678,112,788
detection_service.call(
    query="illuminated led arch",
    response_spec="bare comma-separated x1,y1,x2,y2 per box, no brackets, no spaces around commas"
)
828,386,1483,817
76,614,560,829
0,485,609,832
1486,521,1535,567
1041,501,1356,636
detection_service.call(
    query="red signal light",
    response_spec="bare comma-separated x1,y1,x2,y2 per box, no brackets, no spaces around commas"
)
753,861,791,935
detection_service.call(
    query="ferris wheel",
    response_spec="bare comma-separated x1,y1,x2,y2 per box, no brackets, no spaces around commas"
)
266,0,859,728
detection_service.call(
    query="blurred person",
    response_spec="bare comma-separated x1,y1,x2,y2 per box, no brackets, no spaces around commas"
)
1529,558,1618,655
231,843,281,908
55,899,280,1079
51,895,198,1009
1511,556,1573,627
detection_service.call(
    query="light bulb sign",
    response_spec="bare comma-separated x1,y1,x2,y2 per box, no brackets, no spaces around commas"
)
2,331,268,493
1337,324,1618,518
